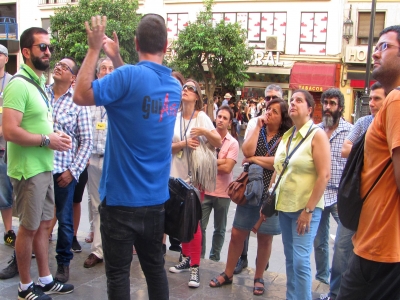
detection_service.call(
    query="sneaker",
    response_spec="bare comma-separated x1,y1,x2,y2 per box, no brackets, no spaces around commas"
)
188,265,200,288
39,279,74,295
233,256,248,274
18,283,51,300
319,294,331,300
4,230,16,248
54,264,69,283
84,253,103,268
71,236,81,253
0,253,18,279
169,255,190,273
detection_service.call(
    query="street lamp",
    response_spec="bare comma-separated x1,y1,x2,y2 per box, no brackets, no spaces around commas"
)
343,5,353,43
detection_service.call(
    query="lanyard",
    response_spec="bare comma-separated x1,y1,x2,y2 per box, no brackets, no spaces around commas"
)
261,127,271,154
0,73,6,94
284,124,313,166
180,110,195,141
101,107,107,120
22,67,50,112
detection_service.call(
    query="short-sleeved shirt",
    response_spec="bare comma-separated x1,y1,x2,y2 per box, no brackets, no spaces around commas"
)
317,118,353,207
90,106,108,155
92,61,181,207
205,132,239,198
0,72,13,150
3,65,53,180
353,88,400,263
346,115,373,143
274,120,324,212
170,111,215,182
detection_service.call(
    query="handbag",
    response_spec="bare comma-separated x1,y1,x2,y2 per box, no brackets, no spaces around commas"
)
164,132,203,243
226,167,249,205
337,132,391,231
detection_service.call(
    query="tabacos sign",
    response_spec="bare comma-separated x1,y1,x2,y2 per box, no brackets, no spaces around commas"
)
298,85,324,92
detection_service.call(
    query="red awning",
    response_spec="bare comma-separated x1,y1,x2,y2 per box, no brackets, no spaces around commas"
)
289,63,337,92
350,79,376,89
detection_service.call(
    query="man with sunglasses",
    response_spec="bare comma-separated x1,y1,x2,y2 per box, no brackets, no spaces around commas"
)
337,25,400,300
2,27,74,299
46,57,93,283
243,84,282,140
313,88,352,288
73,15,181,300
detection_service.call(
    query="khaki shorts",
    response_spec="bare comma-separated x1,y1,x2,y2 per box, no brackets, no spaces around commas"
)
10,171,55,231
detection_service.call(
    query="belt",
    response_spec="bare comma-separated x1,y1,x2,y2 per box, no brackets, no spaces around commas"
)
94,154,104,158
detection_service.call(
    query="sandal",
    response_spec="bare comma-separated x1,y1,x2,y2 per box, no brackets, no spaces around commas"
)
209,272,233,287
253,278,265,296
85,232,94,243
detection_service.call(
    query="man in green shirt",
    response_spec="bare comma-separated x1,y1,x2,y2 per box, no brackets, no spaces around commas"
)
2,27,73,299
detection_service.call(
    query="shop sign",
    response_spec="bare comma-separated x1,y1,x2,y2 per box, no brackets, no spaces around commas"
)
247,50,291,67
344,46,370,64
298,85,324,92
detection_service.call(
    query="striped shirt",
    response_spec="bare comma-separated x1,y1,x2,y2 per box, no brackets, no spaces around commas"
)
317,118,353,207
47,85,93,181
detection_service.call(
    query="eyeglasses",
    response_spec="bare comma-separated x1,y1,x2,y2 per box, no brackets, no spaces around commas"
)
322,100,338,106
265,95,279,101
182,84,197,93
32,43,54,53
374,42,400,53
55,62,74,74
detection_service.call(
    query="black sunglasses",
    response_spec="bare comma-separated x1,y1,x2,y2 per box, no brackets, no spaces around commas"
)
182,84,197,93
32,43,54,53
265,95,279,101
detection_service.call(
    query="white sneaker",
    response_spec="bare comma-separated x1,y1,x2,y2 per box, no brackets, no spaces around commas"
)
169,256,190,273
188,266,200,288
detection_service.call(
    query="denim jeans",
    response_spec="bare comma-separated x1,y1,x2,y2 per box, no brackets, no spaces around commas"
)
279,208,322,300
100,199,168,300
0,158,13,209
201,195,230,261
54,173,77,266
329,221,355,299
313,203,339,284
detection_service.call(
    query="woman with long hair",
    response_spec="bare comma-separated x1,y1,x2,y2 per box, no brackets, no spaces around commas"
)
169,79,221,288
209,98,292,296
271,90,330,299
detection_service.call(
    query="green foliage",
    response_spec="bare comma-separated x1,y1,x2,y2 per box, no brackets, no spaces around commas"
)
50,0,140,66
170,0,253,113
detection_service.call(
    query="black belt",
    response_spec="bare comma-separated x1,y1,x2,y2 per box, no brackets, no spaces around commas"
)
94,154,104,158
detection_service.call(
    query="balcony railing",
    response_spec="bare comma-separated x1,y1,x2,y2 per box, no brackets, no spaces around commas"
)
38,0,78,4
0,17,18,40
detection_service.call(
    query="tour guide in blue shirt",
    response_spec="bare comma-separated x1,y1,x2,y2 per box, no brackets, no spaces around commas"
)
73,15,181,300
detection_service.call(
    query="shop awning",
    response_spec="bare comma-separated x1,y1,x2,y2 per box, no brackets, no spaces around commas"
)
350,79,376,89
289,63,338,92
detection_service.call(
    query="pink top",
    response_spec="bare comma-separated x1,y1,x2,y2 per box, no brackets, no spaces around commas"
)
205,132,239,198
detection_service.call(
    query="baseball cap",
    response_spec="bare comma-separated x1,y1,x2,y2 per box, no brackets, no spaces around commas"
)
0,45,8,57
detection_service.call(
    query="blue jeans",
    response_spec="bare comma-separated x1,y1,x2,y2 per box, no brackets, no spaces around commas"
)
314,203,339,284
201,195,231,261
279,208,322,300
99,199,168,300
54,173,77,266
0,158,13,209
330,221,355,299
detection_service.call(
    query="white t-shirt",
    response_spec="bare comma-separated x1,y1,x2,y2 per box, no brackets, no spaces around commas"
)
244,116,259,140
170,111,215,182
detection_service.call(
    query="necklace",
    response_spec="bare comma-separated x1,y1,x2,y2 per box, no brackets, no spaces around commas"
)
267,132,277,138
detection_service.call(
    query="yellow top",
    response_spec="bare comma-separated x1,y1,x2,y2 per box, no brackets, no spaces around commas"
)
274,120,324,212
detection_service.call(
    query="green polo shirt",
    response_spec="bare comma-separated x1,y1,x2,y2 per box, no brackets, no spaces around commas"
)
3,64,53,180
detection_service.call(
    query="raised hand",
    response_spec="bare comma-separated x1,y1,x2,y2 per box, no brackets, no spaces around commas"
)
84,15,107,52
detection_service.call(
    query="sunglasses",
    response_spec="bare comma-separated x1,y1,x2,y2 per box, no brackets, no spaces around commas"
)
55,62,74,75
32,43,54,53
265,95,279,101
182,84,197,93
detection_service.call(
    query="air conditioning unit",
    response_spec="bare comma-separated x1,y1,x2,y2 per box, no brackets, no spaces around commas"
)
265,36,284,52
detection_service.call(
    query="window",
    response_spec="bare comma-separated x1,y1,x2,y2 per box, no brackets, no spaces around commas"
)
299,12,328,56
212,12,287,50
357,12,385,45
166,13,189,40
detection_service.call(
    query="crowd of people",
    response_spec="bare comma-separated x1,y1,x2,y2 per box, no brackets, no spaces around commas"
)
0,13,399,300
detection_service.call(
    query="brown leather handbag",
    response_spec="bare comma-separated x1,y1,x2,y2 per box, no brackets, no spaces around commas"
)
226,167,249,206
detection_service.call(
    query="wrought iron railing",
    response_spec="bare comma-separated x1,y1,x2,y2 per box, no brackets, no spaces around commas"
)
38,0,78,4
0,17,18,40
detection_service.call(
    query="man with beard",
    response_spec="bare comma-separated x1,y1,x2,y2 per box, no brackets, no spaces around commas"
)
313,88,352,285
2,27,74,299
337,25,400,300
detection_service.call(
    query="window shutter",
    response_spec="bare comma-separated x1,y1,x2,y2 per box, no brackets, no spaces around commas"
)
358,12,385,38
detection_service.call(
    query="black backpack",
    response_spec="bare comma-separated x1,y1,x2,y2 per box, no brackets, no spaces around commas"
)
337,130,391,231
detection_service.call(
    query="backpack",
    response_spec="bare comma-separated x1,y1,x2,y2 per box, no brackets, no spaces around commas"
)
337,132,391,231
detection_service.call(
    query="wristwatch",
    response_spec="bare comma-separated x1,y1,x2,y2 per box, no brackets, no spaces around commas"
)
304,207,314,214
40,135,50,147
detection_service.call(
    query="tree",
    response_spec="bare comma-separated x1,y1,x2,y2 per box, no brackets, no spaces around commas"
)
50,0,140,66
170,0,253,118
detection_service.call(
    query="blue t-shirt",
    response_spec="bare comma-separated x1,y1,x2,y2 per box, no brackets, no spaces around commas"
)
92,61,181,207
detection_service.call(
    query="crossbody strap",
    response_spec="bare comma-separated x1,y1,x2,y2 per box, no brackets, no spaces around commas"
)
362,159,391,201
10,74,49,102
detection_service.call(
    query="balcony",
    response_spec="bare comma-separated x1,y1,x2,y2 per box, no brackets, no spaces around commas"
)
0,17,19,53
38,0,78,4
